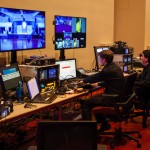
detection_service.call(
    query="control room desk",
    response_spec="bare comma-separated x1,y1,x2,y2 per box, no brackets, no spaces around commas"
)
0,86,104,125
0,92,88,124
0,87,104,150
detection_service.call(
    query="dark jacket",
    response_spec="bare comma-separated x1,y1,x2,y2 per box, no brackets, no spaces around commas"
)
135,64,150,88
83,62,124,95
134,64,150,99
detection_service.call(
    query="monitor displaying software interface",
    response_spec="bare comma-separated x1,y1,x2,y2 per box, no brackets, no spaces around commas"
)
55,59,77,80
0,64,22,91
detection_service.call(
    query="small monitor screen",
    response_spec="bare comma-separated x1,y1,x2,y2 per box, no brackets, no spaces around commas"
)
123,56,128,63
55,59,77,80
0,64,22,91
123,65,128,72
125,48,129,54
127,55,132,63
48,68,57,78
39,70,47,80
94,46,109,70
38,67,58,81
37,121,97,150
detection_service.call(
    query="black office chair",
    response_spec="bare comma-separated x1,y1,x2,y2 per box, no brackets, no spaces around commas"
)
92,72,142,149
131,92,150,128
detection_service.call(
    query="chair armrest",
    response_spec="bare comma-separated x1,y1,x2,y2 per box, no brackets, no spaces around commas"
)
115,92,136,112
102,93,119,98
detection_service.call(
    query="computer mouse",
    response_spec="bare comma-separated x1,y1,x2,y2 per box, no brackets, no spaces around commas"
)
24,103,30,108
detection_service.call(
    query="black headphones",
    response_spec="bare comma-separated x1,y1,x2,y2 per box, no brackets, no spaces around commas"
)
55,86,67,95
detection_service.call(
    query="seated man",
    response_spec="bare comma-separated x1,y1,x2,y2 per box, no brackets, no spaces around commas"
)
80,50,125,131
134,50,150,106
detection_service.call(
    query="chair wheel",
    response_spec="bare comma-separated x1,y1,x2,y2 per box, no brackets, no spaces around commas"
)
138,134,142,138
137,143,141,148
142,123,147,128
110,144,114,149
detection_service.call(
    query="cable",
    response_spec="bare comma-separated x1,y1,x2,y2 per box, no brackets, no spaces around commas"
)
52,35,55,43
39,49,43,57
8,52,10,64
21,50,24,64
89,58,96,71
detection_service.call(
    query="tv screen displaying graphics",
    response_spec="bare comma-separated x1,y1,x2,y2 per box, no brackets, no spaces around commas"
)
0,7,46,63
36,65,59,93
55,59,77,81
94,46,109,70
37,120,97,150
54,15,86,59
0,64,22,92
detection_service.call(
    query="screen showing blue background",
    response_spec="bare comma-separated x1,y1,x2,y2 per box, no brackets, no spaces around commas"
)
0,7,45,52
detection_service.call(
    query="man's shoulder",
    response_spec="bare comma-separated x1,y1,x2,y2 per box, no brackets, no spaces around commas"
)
107,62,122,70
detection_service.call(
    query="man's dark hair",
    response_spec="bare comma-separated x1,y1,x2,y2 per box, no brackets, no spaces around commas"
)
142,50,150,63
99,50,114,63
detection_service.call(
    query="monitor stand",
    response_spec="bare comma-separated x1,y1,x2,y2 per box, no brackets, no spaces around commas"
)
59,49,65,60
10,51,18,64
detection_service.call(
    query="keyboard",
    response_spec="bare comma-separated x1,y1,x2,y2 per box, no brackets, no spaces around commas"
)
79,83,92,89
45,91,57,103
33,91,57,104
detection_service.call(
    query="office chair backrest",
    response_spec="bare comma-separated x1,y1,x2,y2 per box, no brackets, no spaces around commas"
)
120,72,137,101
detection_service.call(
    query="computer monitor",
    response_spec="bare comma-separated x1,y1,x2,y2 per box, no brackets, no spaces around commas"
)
0,64,22,92
54,15,86,59
94,46,109,70
55,59,77,81
37,120,97,150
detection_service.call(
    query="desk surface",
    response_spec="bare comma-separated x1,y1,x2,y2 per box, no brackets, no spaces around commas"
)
0,91,89,124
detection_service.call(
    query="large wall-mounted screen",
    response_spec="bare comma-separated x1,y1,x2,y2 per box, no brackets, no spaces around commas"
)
0,7,46,52
54,15,86,50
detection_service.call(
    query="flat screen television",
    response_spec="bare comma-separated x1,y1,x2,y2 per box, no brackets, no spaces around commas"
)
55,59,77,81
0,7,46,64
37,120,97,150
94,46,109,70
54,15,86,59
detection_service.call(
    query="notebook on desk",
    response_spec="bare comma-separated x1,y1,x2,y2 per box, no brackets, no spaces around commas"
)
26,77,57,104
